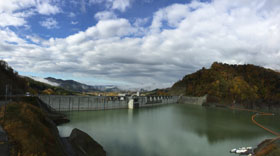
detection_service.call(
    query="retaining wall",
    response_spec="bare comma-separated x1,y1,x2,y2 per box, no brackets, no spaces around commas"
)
178,95,207,105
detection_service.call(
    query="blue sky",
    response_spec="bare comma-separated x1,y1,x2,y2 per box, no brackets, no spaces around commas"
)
1,0,280,89
13,0,195,39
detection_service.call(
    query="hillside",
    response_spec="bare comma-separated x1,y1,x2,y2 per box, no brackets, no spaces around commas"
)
46,77,120,92
0,100,66,156
0,60,28,95
0,60,75,95
26,77,76,95
169,62,280,107
45,77,99,92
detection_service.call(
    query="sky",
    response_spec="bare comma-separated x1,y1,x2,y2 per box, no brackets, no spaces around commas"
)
1,0,280,90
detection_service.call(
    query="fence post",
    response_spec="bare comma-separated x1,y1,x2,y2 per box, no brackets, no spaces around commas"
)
72,97,74,111
97,98,99,110
69,97,71,112
59,96,61,112
103,97,105,110
119,97,120,108
50,96,52,108
3,85,8,123
95,98,98,110
88,97,90,110
78,97,80,111
48,95,51,105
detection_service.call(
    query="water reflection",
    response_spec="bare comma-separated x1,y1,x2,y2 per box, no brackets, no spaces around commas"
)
58,104,279,156
173,105,279,143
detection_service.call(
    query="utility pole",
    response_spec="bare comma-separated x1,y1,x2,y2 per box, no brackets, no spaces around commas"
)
4,85,8,122
5,85,8,101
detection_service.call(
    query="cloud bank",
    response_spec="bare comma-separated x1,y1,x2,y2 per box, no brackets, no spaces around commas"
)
1,0,280,89
30,76,59,87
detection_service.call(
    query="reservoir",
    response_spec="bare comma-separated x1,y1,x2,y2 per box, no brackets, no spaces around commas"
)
58,104,280,156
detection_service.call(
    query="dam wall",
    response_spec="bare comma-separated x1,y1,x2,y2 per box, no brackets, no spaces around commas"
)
178,95,207,105
129,96,179,109
38,95,179,112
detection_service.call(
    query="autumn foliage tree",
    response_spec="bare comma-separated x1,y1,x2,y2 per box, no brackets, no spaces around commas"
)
170,62,280,107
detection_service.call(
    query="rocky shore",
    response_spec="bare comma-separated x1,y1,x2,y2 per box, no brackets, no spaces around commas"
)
254,138,280,156
0,97,106,156
63,128,106,156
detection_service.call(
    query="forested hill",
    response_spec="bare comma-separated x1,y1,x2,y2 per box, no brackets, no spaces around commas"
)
170,62,280,106
0,60,74,95
0,60,28,95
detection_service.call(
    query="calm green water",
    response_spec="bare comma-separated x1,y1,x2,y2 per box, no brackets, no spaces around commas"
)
58,104,280,156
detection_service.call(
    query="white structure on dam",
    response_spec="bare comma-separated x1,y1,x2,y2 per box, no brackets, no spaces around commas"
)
38,95,180,112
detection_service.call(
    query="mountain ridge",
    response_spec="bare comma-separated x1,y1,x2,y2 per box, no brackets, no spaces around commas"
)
45,77,120,92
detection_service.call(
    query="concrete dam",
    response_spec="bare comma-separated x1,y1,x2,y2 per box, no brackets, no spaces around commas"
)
177,95,207,105
38,95,180,111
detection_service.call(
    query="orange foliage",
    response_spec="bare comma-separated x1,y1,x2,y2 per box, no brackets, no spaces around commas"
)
42,88,54,95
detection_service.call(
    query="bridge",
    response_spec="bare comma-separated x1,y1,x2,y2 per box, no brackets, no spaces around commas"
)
38,95,180,112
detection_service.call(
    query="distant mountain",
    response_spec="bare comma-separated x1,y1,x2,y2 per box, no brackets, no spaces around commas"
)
0,60,73,95
26,77,75,95
169,62,280,107
45,77,120,92
0,60,119,95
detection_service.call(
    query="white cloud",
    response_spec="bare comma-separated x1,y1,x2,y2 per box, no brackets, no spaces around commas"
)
71,21,78,25
95,18,135,37
65,18,135,45
0,0,34,27
150,3,199,33
69,12,76,18
94,11,117,20
26,35,45,44
133,17,149,27
0,0,61,27
0,0,35,13
40,18,59,29
30,76,59,86
36,1,61,15
111,0,131,12
89,0,131,12
0,28,27,44
2,0,280,89
0,12,27,27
